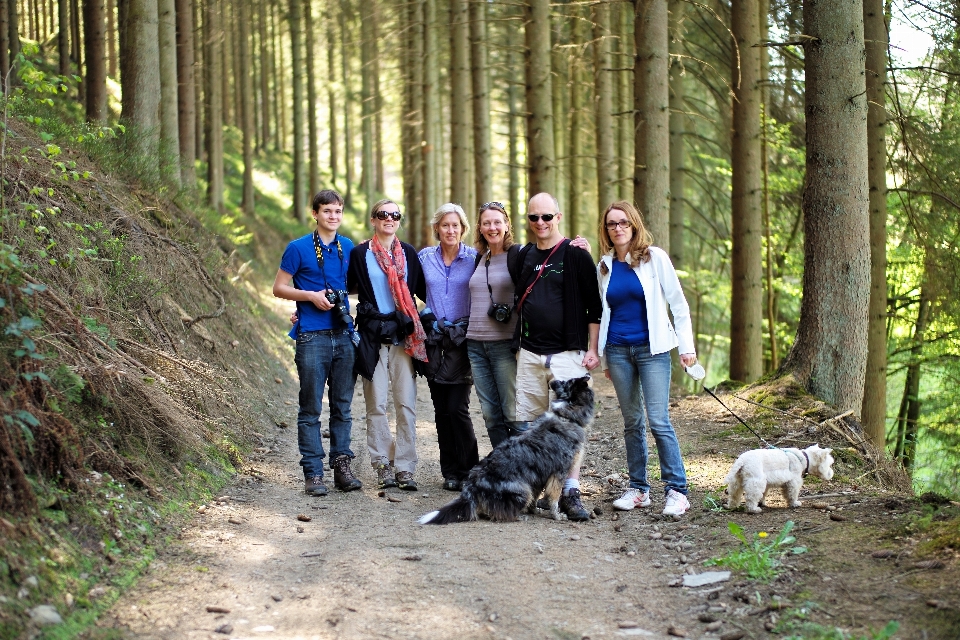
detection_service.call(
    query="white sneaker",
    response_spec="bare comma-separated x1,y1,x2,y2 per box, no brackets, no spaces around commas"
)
662,489,690,516
613,488,651,511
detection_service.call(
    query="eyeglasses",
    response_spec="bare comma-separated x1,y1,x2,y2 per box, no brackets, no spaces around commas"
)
605,220,632,231
480,201,506,212
374,210,402,221
527,213,557,222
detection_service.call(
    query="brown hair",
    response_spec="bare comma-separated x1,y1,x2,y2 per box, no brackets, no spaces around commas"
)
597,201,653,273
473,203,515,254
369,198,399,221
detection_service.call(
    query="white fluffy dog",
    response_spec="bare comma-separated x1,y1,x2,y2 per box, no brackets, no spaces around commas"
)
724,444,834,514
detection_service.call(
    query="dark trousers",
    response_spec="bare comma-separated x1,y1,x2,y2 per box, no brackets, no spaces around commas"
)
427,381,479,481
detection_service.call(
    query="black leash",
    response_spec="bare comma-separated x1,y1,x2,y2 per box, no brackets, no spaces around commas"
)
701,383,777,449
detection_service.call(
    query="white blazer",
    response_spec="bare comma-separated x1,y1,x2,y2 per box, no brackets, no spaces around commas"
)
597,246,696,368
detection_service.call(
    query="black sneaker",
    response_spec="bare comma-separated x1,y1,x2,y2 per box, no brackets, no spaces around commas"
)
305,476,329,497
559,489,590,521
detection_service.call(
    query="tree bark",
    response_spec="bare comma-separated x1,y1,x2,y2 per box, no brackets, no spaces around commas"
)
861,0,889,447
372,2,383,195
470,0,491,210
325,4,337,184
0,0,9,90
780,0,870,413
423,0,440,217
668,0,684,267
339,0,352,209
203,0,224,211
257,0,271,151
634,0,669,250
304,0,318,199
595,0,616,213
507,7,521,234
568,6,584,240
449,0,471,209
401,0,424,246
157,0,180,187
760,0,776,370
57,0,68,75
524,0,555,196
551,18,566,218
175,0,195,185
289,0,305,222
359,0,374,206
121,0,161,161
192,0,202,159
106,0,116,77
238,0,254,211
71,0,82,100
894,283,930,470
618,1,633,202
729,0,763,383
219,0,232,128
85,0,108,123
273,0,286,152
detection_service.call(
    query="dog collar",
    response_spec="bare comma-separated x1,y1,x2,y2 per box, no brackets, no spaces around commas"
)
801,450,810,477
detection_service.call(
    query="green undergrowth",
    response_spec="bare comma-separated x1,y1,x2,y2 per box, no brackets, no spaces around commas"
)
774,605,899,640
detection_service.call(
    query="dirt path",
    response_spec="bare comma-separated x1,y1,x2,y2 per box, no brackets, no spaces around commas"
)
95,375,960,640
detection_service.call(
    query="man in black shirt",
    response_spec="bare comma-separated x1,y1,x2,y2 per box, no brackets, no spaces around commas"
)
512,192,602,521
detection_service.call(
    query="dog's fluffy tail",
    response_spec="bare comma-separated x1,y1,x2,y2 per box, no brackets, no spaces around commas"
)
418,493,477,525
724,457,745,487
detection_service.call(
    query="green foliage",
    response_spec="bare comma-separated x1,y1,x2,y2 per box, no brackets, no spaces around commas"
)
774,604,899,640
705,520,807,581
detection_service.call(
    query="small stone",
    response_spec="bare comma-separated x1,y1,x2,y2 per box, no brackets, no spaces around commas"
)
569,534,581,541
65,593,74,608
679,555,689,564
229,340,240,348
617,621,638,628
377,491,386,497
706,621,723,631
387,496,402,503
927,599,946,608
626,551,636,557
228,517,242,525
206,606,231,613
197,505,207,514
825,505,837,511
649,532,663,540
612,513,620,521
593,506,603,515
698,613,717,623
217,495,231,502
720,632,745,640
274,377,282,384
88,586,107,599
667,626,688,637
401,554,423,561
215,623,234,634
489,613,498,622
252,625,275,632
28,605,63,626
271,594,283,602
296,526,304,533
24,576,39,589
297,514,312,522
614,524,623,532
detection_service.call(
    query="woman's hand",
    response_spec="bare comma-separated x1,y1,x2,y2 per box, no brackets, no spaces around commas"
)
570,235,592,253
680,353,697,368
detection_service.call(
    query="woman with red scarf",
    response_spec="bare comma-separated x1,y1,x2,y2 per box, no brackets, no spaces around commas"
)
347,199,428,491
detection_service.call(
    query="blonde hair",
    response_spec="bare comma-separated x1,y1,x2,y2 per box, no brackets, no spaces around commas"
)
473,203,515,254
370,198,399,221
431,203,470,241
597,201,653,273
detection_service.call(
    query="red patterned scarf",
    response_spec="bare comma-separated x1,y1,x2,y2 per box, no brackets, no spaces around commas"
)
369,235,427,362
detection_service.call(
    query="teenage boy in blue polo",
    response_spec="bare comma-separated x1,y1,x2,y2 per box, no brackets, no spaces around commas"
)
273,189,362,496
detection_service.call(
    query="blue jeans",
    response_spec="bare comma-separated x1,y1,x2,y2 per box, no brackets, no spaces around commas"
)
466,339,527,448
605,343,687,495
294,329,357,478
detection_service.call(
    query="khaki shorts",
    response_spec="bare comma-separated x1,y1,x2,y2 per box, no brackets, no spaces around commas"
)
515,348,590,422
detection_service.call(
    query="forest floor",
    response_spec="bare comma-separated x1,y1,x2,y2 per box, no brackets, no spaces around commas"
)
85,352,960,640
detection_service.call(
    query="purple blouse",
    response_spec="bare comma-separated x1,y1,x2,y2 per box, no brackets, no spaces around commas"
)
418,243,478,322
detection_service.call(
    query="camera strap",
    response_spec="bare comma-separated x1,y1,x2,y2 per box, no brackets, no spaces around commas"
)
484,251,503,307
312,230,344,291
516,238,566,311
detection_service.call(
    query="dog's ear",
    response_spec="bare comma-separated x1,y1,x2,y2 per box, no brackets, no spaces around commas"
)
573,375,590,393
549,378,564,397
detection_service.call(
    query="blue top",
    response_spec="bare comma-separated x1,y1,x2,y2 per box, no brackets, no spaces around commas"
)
606,259,649,346
279,232,354,336
364,248,414,314
418,243,478,322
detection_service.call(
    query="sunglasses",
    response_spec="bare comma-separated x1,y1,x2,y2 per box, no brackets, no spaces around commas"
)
605,220,632,231
480,201,506,212
527,213,557,222
374,210,402,221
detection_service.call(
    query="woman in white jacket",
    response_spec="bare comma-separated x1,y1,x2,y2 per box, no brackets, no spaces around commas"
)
597,201,697,517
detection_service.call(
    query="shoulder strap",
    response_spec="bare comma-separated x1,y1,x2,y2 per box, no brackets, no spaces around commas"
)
508,243,531,285
474,252,483,270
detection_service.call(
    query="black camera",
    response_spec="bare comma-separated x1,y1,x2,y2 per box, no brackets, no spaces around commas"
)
325,290,353,327
487,302,513,324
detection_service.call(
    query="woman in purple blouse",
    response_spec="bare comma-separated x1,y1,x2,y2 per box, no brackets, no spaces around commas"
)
418,203,479,491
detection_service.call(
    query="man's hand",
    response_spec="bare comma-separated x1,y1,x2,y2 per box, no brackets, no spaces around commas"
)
680,353,697,368
582,349,600,371
310,289,335,311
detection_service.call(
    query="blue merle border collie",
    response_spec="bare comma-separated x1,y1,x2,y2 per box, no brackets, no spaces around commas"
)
419,376,594,524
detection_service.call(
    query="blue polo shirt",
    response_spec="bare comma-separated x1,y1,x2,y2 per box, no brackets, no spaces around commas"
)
279,232,354,336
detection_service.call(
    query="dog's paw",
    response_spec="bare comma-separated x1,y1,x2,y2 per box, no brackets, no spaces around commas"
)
746,506,763,514
790,501,803,508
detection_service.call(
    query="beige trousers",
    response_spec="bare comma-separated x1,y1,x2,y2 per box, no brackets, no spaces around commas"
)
515,348,590,421
362,344,418,473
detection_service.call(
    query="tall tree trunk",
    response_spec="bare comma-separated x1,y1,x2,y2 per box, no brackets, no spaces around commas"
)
507,8,521,234
219,0,231,128
121,0,161,161
634,0,669,250
191,0,201,158
401,0,423,247
551,18,566,218
86,0,109,124
289,0,305,222
524,0,555,196
0,0,9,90
71,0,82,100
861,0,889,446
729,0,763,383
157,0,180,187
470,0,491,210
780,0,870,412
568,6,584,239
304,0,318,199
595,0,616,213
359,0,374,206
257,0,271,151
325,4,336,182
203,0,224,211
760,0,776,370
372,4,383,195
57,0,68,75
238,0,253,211
175,0,195,185
339,0,352,208
668,0,684,267
894,283,931,470
273,0,286,152
106,0,115,77
618,1,633,202
449,0,470,208
423,0,440,217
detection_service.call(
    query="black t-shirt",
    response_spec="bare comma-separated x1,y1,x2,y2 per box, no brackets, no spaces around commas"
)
518,242,567,355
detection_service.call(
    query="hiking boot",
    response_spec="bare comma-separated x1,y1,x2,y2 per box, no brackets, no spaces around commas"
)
442,478,462,492
662,489,690,517
613,488,651,511
331,455,362,492
376,463,398,489
559,489,590,521
304,475,328,497
395,471,418,491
